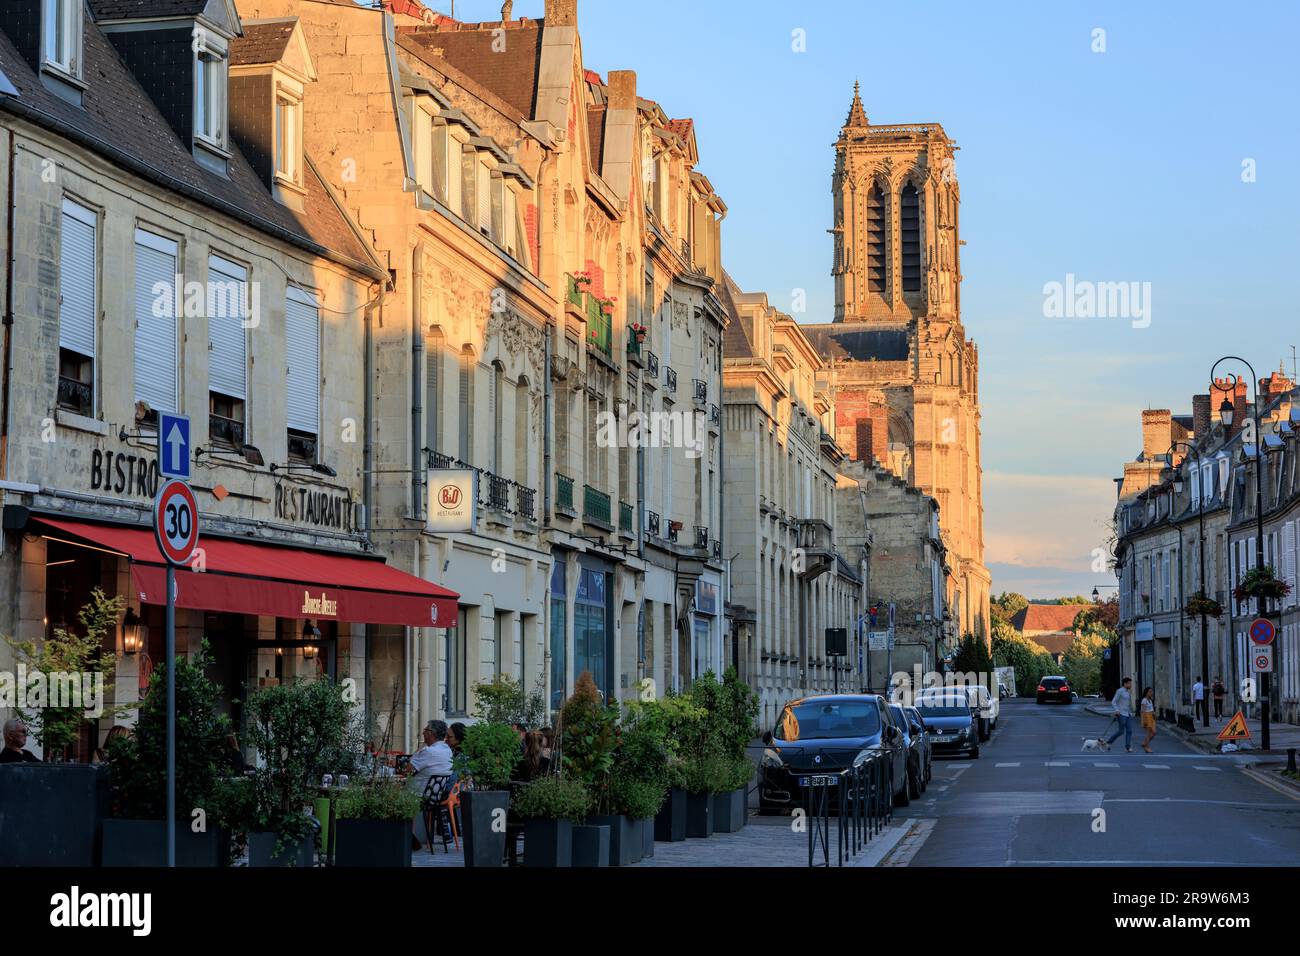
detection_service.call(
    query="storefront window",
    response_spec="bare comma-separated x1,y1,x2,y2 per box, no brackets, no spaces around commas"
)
445,608,467,715
575,568,608,698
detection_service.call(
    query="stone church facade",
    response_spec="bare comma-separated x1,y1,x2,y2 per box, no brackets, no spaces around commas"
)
804,85,991,644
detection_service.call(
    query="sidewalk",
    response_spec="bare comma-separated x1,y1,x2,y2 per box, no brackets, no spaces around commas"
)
1083,701,1300,755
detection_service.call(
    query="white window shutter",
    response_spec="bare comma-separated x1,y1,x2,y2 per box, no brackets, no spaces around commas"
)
133,229,178,415
414,107,433,195
432,124,448,204
503,188,517,258
1286,521,1297,608
60,200,96,360
477,159,491,232
207,257,246,400
285,288,320,434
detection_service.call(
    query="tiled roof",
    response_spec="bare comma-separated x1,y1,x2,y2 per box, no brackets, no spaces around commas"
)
0,18,380,278
665,117,693,139
1010,604,1085,636
397,23,543,121
586,106,605,175
230,20,295,67
89,0,209,19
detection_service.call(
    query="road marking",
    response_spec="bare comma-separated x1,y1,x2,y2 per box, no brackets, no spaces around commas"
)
1012,859,1278,867
1142,764,1170,770
1093,762,1120,767
1193,765,1222,772
947,764,971,770
939,791,1104,815
995,762,1020,767
1104,797,1298,809
1242,767,1300,804
1045,761,1069,767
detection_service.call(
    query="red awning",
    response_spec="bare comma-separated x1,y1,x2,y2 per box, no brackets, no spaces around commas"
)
36,517,458,628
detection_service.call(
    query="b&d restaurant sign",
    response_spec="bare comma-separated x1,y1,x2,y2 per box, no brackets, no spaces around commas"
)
275,482,353,532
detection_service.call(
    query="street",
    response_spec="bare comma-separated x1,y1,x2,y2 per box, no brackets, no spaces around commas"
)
887,699,1300,866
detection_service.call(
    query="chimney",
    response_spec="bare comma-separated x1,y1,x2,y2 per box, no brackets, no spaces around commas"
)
544,0,577,26
1260,367,1295,404
1141,409,1171,460
1192,394,1211,439
607,70,637,111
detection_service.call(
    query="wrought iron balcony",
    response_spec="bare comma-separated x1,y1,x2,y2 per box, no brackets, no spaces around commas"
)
209,413,244,449
694,526,709,551
516,484,536,521
584,484,612,525
57,376,92,416
667,520,681,543
665,366,677,393
619,501,634,534
709,403,721,427
645,510,661,537
428,450,456,470
647,350,660,379
556,472,575,512
693,379,707,404
712,540,722,562
485,473,511,511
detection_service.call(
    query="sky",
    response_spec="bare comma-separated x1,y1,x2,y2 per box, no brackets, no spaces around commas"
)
431,0,1300,599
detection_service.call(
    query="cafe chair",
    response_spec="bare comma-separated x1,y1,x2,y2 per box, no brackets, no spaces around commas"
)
421,774,456,853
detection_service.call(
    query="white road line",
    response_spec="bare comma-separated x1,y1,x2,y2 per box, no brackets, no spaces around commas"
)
1143,764,1171,770
947,764,971,770
1093,762,1120,768
1194,766,1222,772
1045,761,1069,767
995,762,1020,767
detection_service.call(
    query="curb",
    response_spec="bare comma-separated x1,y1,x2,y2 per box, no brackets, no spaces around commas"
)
852,819,913,867
1241,766,1300,803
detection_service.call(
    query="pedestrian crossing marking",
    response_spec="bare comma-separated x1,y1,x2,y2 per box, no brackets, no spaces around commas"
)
1046,761,1069,767
995,762,1020,767
1094,762,1119,768
1143,764,1170,770
1193,766,1222,772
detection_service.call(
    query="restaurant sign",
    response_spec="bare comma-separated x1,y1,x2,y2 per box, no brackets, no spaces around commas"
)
274,483,353,532
427,469,477,533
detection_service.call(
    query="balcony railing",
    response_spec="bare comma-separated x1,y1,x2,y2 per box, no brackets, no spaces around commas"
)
709,403,720,427
694,526,709,551
516,484,536,521
619,501,634,534
693,379,708,404
566,273,586,307
665,366,677,393
627,333,645,366
667,521,680,543
429,451,456,470
556,472,575,512
646,350,660,378
584,484,612,525
645,510,661,537
711,540,722,562
484,473,511,511
209,413,244,448
586,293,612,357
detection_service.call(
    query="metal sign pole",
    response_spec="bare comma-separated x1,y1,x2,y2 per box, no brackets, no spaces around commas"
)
166,562,176,868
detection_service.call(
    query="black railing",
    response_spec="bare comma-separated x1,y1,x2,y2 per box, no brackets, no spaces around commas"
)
646,510,661,536
517,484,536,521
429,451,456,470
667,522,680,543
485,473,510,511
694,526,709,550
712,540,722,561
619,501,634,533
647,351,660,378
806,750,892,868
57,377,92,416
584,485,612,525
665,366,677,393
693,379,707,404
710,403,720,426
209,413,244,448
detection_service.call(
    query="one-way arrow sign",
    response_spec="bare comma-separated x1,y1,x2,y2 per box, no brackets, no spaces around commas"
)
158,412,191,480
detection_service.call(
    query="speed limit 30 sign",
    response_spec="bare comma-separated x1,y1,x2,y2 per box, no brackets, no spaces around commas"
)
154,478,200,566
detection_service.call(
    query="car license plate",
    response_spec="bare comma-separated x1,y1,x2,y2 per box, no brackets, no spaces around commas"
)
799,776,809,787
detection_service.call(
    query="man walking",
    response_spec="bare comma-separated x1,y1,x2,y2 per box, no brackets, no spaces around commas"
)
1103,677,1135,752
1192,676,1207,724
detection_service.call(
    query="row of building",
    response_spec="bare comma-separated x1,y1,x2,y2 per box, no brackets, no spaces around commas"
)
0,0,988,752
1112,366,1300,728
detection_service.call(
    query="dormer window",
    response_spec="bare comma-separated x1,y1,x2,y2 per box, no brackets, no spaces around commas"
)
275,90,303,185
194,31,229,151
42,0,82,79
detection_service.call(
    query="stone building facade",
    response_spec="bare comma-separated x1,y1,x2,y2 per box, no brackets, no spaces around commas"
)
803,85,989,645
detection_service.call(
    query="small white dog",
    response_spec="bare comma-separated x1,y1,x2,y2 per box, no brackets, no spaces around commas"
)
1081,737,1107,752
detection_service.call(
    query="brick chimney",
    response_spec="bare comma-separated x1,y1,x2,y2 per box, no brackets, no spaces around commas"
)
1141,409,1171,460
1260,368,1295,404
544,0,577,26
607,69,636,110
1191,394,1211,439
1213,377,1247,435
870,404,889,464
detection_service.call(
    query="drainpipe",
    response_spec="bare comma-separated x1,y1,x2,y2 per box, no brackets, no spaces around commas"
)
363,284,379,742
1,129,15,488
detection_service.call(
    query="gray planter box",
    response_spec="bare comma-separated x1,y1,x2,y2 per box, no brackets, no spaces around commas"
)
685,791,714,838
523,818,572,868
713,788,747,833
0,763,108,867
571,823,609,867
334,819,412,867
654,787,687,842
588,813,639,866
248,831,315,868
101,819,228,867
640,816,655,859
461,790,509,868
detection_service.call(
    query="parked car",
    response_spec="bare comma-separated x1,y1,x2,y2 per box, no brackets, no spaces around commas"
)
1036,676,1072,704
759,694,911,813
902,704,933,790
915,694,980,758
917,683,996,740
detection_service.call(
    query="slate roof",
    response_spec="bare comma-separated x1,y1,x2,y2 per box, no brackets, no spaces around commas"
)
397,23,543,121
719,271,754,359
230,20,296,67
0,18,381,279
89,0,209,19
802,326,910,362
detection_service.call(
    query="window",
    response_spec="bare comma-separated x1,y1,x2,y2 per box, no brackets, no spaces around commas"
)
489,361,504,474
431,124,449,204
458,347,475,465
900,182,921,293
425,328,444,455
285,287,321,459
549,563,567,710
477,158,492,236
133,229,179,423
41,0,82,78
490,173,504,243
444,608,467,715
494,612,505,679
503,186,518,259
58,200,96,416
515,378,529,486
275,93,302,184
194,35,228,148
865,183,886,292
208,257,248,447
460,147,476,223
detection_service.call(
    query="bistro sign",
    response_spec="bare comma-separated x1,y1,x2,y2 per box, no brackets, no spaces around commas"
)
90,449,161,499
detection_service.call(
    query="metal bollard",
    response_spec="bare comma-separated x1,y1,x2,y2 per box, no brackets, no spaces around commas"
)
1288,748,1297,774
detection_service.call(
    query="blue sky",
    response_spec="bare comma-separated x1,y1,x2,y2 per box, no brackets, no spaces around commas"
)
441,1,1300,598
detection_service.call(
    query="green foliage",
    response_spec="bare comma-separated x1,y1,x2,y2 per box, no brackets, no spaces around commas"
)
990,591,1028,625
1074,595,1120,633
610,774,667,819
991,621,1056,696
513,775,592,822
560,672,619,812
722,755,754,793
1060,631,1108,697
610,699,672,817
1058,595,1094,605
106,642,230,820
715,668,760,760
455,721,520,791
668,669,757,795
334,779,421,822
629,693,704,791
952,634,993,679
678,752,732,796
207,775,257,865
471,674,547,727
5,588,124,759
245,677,350,849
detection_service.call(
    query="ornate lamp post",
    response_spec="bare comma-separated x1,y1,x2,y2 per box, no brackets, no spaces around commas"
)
1167,441,1210,728
1212,356,1269,750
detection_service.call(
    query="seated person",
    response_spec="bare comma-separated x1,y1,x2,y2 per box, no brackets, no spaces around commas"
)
1,719,40,763
406,720,454,845
224,734,250,774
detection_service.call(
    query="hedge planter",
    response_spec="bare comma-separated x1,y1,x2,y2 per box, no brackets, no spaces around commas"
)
523,819,573,868
333,819,412,867
713,788,747,833
461,790,509,868
654,787,687,842
685,792,714,838
571,823,609,867
587,814,638,866
640,816,655,859
0,763,108,867
101,819,228,867
248,831,315,868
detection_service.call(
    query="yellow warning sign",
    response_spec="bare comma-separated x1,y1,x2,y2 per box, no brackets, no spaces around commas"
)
1217,710,1251,741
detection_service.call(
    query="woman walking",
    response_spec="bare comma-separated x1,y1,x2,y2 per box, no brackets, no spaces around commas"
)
1139,686,1157,753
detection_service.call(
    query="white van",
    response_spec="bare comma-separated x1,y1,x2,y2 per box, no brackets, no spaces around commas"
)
916,684,997,741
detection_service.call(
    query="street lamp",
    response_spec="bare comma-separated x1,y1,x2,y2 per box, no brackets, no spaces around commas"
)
1211,356,1270,749
1167,440,1209,728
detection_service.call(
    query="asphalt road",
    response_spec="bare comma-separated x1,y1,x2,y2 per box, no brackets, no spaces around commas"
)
890,698,1300,866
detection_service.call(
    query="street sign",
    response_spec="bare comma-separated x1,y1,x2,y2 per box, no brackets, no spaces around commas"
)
1253,646,1274,674
1218,710,1251,741
154,479,200,566
1249,617,1276,645
158,412,191,480
869,631,889,650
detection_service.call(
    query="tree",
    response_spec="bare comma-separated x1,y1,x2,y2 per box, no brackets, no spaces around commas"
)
1074,595,1119,633
991,621,1055,696
1058,595,1093,605
952,633,993,681
991,592,1028,626
1060,631,1108,697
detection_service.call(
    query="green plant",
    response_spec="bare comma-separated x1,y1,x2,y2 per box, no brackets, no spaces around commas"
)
1235,565,1289,603
512,775,591,821
991,622,1056,696
611,701,671,817
106,641,230,820
721,756,754,793
1186,591,1224,619
454,722,520,791
334,779,421,822
716,668,759,760
952,634,994,679
471,674,547,727
560,672,619,813
207,775,257,866
678,752,731,796
245,677,350,854
5,588,125,760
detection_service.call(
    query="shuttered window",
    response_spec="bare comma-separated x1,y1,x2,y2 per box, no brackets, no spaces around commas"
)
515,379,529,486
414,105,433,196
865,183,886,292
458,348,474,465
285,287,320,435
460,146,476,223
425,329,443,454
208,257,247,401
432,123,449,204
133,229,179,418
490,173,504,242
503,186,517,258
900,182,921,292
58,200,96,415
477,159,492,235
489,362,503,474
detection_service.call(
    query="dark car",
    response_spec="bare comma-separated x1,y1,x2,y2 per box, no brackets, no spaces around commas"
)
759,694,910,813
915,695,980,758
904,705,933,787
1036,675,1072,704
890,703,930,799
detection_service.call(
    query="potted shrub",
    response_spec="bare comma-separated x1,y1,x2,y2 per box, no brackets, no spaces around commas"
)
653,695,705,843
680,753,729,838
333,778,422,867
244,677,350,867
1234,566,1290,605
455,721,520,867
711,669,758,834
102,643,232,866
513,775,590,868
713,757,753,834
613,698,672,860
561,672,625,864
